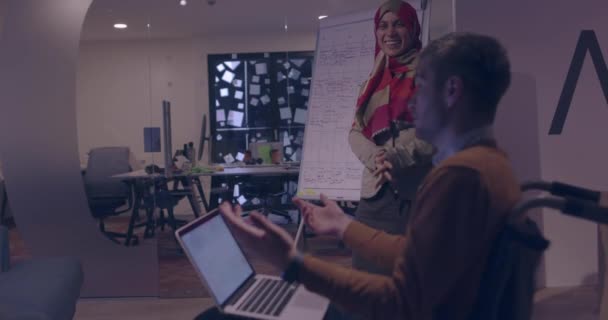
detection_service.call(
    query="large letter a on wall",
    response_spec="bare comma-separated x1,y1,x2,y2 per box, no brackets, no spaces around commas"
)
549,30,608,135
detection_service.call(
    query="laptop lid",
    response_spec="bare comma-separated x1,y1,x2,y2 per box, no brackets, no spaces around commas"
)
176,210,255,307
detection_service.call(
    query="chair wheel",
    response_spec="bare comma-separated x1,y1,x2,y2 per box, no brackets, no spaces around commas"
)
128,235,139,246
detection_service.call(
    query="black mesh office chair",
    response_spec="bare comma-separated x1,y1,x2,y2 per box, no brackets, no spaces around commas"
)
84,146,138,246
239,176,293,223
470,181,608,320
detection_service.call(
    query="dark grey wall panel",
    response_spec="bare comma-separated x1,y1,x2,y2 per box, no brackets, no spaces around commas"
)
0,0,158,297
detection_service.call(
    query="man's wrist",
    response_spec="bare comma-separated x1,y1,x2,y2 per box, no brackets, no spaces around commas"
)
282,251,304,283
335,215,353,240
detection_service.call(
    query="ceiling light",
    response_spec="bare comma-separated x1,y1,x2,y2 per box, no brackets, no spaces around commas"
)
180,0,187,6
113,23,128,29
318,15,328,20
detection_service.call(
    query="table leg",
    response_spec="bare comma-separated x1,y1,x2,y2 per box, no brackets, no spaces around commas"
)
193,177,210,213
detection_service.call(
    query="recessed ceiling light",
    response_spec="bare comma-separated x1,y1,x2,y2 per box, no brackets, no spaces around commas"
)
113,23,128,29
318,15,328,20
180,0,187,6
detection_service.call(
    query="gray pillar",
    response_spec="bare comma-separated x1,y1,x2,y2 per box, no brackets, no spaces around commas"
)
0,0,158,297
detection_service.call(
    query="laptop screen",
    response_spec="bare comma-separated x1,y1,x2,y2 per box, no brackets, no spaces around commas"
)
180,214,254,305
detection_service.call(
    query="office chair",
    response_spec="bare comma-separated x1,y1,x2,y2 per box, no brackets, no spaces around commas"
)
83,146,138,246
239,176,294,223
152,178,191,233
470,181,608,320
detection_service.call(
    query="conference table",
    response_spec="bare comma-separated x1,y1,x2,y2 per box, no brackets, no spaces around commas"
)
111,163,301,245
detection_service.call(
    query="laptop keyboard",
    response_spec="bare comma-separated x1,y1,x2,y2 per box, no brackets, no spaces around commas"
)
235,278,297,316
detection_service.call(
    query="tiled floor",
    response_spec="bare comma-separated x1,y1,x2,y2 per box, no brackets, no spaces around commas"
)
533,286,599,320
6,217,604,319
74,286,600,320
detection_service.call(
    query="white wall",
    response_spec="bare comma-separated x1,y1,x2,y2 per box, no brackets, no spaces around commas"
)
457,0,608,287
76,31,316,166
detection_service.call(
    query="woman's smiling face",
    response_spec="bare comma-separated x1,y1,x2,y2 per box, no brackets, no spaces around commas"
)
376,11,410,57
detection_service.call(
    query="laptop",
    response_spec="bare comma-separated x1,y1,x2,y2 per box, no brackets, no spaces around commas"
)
175,210,329,320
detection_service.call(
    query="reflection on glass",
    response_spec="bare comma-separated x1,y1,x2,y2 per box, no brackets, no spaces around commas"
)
74,0,453,246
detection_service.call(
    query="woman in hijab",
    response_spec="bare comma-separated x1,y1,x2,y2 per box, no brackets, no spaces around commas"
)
348,0,434,275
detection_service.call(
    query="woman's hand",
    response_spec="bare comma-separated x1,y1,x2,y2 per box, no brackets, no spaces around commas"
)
374,149,386,170
373,159,394,189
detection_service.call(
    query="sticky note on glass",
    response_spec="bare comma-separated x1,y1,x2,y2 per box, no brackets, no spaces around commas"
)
237,103,244,109
282,131,291,146
216,134,223,141
255,63,268,75
233,184,240,197
301,89,309,97
227,110,244,127
291,59,306,67
301,78,309,85
249,84,261,96
250,97,259,106
251,75,260,83
265,79,270,85
277,72,286,82
215,99,220,107
224,153,235,164
216,64,225,72
233,79,243,88
278,97,286,105
215,77,220,83
288,68,301,80
220,88,229,97
285,147,293,155
222,70,235,83
236,152,245,161
225,61,241,70
287,86,295,94
216,109,226,122
237,195,247,205
260,95,271,105
294,108,307,124
234,90,244,100
280,107,292,120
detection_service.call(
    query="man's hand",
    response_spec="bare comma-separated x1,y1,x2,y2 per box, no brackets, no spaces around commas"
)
373,160,394,189
293,194,352,239
219,202,296,271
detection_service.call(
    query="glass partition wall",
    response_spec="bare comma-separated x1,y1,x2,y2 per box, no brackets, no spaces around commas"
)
0,0,453,297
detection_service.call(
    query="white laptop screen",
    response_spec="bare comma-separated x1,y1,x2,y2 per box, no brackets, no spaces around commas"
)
181,214,254,305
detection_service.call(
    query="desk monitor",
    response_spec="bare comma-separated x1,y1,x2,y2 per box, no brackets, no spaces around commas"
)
198,113,208,162
250,142,283,164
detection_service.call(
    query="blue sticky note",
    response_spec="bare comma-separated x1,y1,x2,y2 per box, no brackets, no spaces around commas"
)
144,127,161,152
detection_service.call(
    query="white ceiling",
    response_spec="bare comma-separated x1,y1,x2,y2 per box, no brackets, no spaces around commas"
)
82,0,383,41
0,0,452,41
